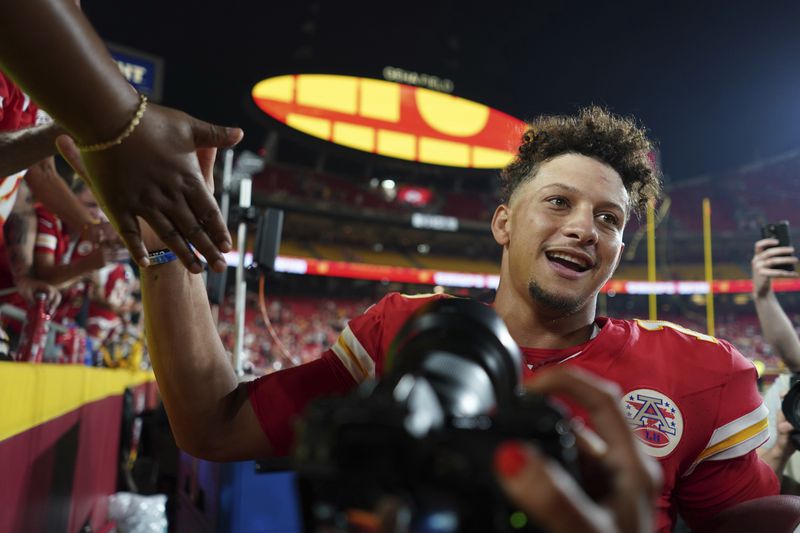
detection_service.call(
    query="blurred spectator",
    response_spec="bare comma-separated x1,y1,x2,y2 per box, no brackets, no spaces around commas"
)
0,180,61,321
33,179,128,324
86,262,137,353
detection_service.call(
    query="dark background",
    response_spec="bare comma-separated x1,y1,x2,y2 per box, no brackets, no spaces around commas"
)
83,0,800,184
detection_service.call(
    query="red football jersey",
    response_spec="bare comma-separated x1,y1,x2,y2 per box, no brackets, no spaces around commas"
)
0,71,47,237
249,292,777,531
0,71,38,131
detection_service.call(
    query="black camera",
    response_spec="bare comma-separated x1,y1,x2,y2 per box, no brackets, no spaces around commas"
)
292,298,580,533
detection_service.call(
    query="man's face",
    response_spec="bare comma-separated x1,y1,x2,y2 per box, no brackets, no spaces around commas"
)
492,153,628,315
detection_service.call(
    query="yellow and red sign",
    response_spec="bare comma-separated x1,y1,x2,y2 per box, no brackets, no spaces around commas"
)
251,74,526,169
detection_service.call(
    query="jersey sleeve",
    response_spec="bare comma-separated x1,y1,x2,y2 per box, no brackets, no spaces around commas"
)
34,209,59,256
327,292,408,382
247,352,358,456
690,341,770,469
676,340,778,527
246,292,415,456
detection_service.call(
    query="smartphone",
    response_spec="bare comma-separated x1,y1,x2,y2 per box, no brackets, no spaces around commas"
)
761,220,795,272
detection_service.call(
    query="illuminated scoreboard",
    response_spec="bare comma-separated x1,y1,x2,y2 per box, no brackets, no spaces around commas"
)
251,74,526,169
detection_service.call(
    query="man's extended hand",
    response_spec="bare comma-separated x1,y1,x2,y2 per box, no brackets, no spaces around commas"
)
494,367,662,533
752,238,798,298
136,147,220,253
56,104,242,274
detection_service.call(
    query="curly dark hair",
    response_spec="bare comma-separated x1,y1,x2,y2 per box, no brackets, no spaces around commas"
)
501,106,661,216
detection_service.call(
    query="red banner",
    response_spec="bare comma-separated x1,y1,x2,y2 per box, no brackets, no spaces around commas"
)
260,255,800,294
396,185,433,206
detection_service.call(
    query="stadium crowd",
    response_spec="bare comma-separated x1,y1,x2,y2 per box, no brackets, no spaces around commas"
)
0,67,144,367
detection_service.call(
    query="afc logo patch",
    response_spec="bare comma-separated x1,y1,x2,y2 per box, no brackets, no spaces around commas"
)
621,388,683,457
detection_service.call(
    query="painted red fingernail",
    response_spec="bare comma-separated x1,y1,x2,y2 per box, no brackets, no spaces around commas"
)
495,442,527,478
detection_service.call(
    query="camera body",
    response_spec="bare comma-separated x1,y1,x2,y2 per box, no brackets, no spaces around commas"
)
292,298,579,533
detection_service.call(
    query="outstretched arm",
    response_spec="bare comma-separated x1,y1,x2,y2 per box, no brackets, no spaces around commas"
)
137,148,270,460
0,123,62,177
752,238,800,372
0,0,242,273
33,246,105,288
141,246,271,460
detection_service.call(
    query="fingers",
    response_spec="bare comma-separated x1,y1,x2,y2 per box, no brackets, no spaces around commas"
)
184,184,232,258
758,268,799,279
525,367,632,453
752,243,797,277
759,258,798,271
525,367,662,496
755,238,779,253
755,245,796,261
112,214,150,268
494,441,611,533
570,418,609,459
140,209,203,273
190,118,243,149
169,196,228,273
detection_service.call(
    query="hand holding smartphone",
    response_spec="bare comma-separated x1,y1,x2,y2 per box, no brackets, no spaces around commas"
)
761,220,795,272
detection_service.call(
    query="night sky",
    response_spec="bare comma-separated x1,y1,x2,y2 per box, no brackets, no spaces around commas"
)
83,1,800,184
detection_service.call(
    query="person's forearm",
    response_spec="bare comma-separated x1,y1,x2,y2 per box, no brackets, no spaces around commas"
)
754,292,800,371
4,196,36,281
34,255,101,287
25,158,94,231
141,263,247,457
0,0,138,144
0,124,61,176
758,445,790,477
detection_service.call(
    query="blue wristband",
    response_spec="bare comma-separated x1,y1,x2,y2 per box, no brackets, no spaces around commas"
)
147,249,178,265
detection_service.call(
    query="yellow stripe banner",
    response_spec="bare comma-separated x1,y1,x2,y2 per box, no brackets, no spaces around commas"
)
0,362,155,442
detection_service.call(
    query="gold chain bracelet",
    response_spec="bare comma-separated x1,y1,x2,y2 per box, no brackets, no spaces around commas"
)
77,93,148,152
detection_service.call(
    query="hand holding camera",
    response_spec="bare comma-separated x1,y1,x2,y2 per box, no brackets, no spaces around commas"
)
494,367,662,533
294,299,661,533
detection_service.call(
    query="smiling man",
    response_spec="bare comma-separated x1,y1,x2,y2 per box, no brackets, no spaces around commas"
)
139,106,777,532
